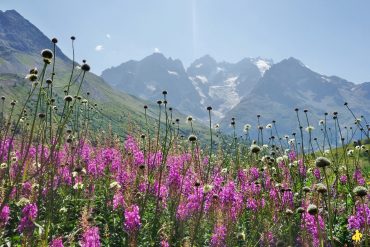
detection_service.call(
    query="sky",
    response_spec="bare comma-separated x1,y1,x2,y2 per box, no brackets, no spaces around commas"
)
1,0,370,83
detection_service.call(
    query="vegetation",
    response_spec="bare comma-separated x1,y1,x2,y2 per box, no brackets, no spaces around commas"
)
0,38,369,247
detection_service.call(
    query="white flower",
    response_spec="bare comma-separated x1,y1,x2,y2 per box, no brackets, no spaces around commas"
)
289,139,295,145
305,126,315,132
186,116,194,123
0,163,7,169
347,150,354,156
110,181,121,189
276,157,284,164
243,124,252,132
266,124,272,129
319,120,325,125
354,118,361,124
73,182,84,190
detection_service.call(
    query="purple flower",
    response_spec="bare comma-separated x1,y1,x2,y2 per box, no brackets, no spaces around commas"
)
353,169,365,185
0,205,10,226
124,205,141,233
50,237,64,247
113,192,125,210
81,226,101,247
313,168,321,180
340,175,347,185
348,204,370,231
210,225,227,247
18,203,38,233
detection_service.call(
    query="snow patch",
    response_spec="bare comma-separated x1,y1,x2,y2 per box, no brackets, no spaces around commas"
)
189,77,207,105
254,59,271,76
168,70,178,76
195,75,208,84
321,76,331,82
195,63,203,68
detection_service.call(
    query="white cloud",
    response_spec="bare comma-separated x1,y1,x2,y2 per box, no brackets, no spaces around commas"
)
106,34,111,39
154,47,160,53
95,45,103,51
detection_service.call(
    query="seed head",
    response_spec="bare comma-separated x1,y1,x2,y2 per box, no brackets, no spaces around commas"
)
307,204,318,215
51,37,58,44
353,186,368,197
207,106,212,111
41,49,53,60
81,63,90,72
250,144,261,154
188,134,197,142
296,207,305,214
315,157,331,168
302,186,311,193
64,95,73,102
315,183,327,194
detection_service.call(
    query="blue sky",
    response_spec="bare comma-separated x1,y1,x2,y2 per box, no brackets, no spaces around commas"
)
2,0,370,83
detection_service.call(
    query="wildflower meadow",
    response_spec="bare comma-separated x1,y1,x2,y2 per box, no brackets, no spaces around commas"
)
0,37,369,247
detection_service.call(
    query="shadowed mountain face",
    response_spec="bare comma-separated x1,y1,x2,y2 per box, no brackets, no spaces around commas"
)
102,53,369,136
102,53,203,117
222,57,370,136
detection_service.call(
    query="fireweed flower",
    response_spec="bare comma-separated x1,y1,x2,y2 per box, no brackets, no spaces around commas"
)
0,205,10,226
124,205,141,233
81,226,101,247
210,225,227,247
301,212,325,247
353,169,366,186
348,204,370,231
50,237,64,247
340,175,348,185
18,203,38,233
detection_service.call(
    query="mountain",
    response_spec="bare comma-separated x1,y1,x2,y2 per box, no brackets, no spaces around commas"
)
102,54,369,137
102,54,272,120
186,55,272,119
102,52,203,117
222,57,370,136
0,10,207,138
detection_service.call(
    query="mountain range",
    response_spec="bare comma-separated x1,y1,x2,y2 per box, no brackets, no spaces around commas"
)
1,9,369,140
101,51,370,136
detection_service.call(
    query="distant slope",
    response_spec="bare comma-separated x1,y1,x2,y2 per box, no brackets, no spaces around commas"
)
0,10,208,138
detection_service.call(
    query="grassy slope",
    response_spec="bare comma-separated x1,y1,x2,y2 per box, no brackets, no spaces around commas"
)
0,51,210,140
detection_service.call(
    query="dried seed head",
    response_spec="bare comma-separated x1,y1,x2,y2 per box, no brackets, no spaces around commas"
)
81,63,90,72
64,95,73,102
250,144,261,154
353,186,368,197
307,204,318,215
41,49,53,60
188,134,197,142
315,157,331,168
315,183,327,194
